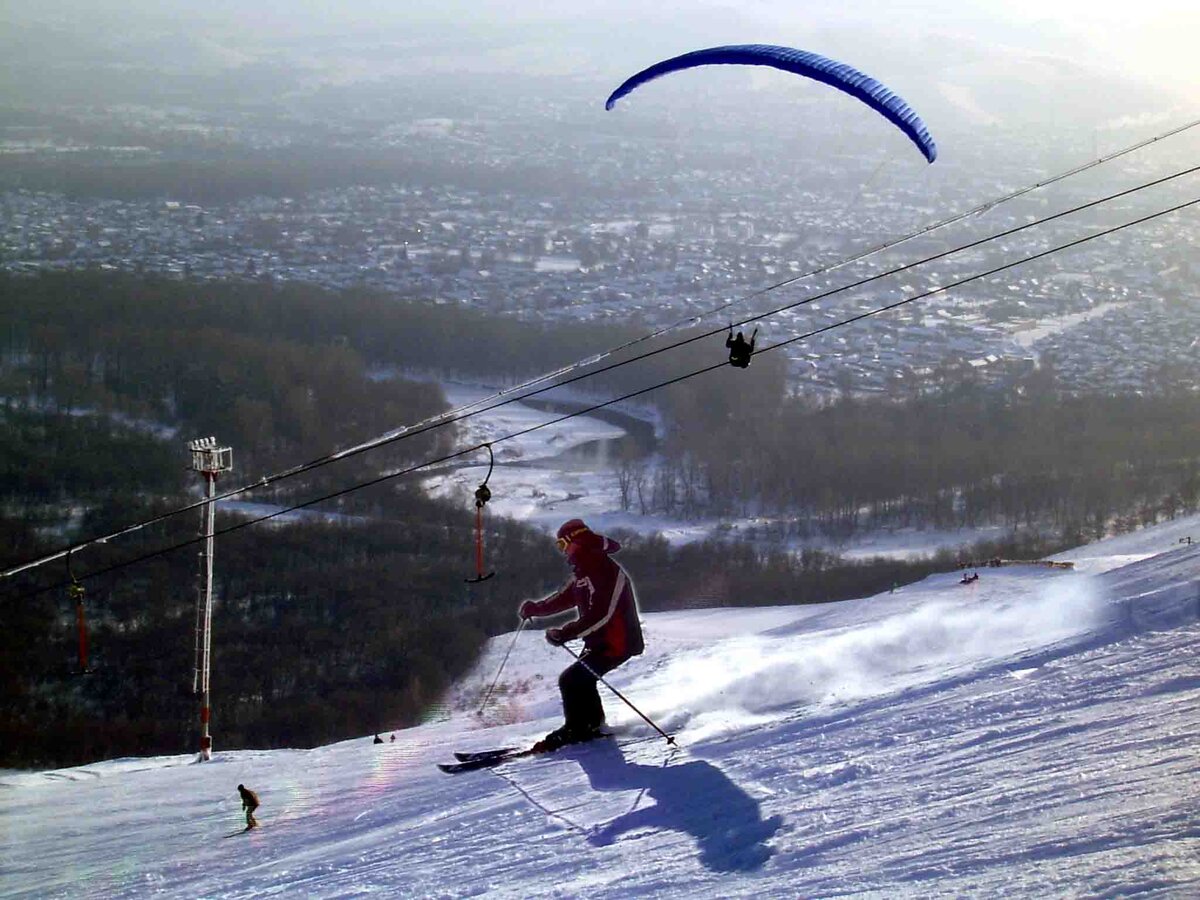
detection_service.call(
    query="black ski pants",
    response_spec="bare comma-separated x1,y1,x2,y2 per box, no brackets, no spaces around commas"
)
559,649,627,731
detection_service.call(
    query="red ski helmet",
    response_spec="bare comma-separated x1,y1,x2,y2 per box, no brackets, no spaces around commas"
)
555,519,590,552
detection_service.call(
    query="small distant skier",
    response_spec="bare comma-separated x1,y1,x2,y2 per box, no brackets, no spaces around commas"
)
237,784,260,830
726,326,758,368
519,519,644,753
373,734,384,744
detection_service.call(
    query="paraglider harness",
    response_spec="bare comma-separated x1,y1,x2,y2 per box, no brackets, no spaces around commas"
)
726,326,758,369
466,444,496,584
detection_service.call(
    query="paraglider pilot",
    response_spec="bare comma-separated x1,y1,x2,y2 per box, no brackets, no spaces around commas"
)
519,519,645,753
726,326,757,368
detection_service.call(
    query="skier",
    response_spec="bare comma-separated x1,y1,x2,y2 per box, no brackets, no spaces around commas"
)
519,519,644,753
237,784,260,830
726,326,757,368
373,734,384,744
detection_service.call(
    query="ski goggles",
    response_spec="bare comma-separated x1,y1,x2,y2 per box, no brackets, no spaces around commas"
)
555,527,589,552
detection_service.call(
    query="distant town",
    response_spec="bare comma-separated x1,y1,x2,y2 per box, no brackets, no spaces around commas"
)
3,85,1198,400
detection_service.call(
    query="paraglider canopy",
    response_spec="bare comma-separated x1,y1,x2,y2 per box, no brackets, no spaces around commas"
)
605,43,937,164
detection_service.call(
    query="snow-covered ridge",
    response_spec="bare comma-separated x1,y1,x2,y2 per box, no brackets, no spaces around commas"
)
4,515,1198,897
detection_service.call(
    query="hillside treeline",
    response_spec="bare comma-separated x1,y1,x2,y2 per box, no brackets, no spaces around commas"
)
0,491,566,768
0,485,1068,770
2,269,1193,768
0,272,780,768
0,269,779,492
646,380,1200,543
0,148,604,204
0,269,775,393
0,272,456,481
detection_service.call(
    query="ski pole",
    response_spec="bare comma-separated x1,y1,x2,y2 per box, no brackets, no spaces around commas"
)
477,618,528,716
560,644,676,746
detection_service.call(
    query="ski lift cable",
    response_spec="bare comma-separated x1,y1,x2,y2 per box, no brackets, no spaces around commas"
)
14,191,1199,601
4,118,1195,582
4,156,1199,582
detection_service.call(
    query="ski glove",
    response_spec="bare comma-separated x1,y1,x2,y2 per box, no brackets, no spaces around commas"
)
545,627,567,646
518,600,537,620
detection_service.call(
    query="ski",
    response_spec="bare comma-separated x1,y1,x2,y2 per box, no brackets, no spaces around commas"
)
439,732,617,773
453,747,520,763
438,748,536,773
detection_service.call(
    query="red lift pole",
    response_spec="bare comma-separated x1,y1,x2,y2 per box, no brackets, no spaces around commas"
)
66,550,90,675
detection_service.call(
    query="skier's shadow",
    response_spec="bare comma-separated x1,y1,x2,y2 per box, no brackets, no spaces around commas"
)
570,740,782,872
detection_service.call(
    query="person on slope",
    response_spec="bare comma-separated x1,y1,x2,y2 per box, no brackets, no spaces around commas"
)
237,784,260,830
519,519,645,753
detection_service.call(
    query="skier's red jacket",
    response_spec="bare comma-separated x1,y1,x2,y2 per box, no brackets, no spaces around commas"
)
526,533,644,660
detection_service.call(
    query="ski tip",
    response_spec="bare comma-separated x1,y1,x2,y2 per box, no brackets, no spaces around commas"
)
439,748,535,773
453,746,520,762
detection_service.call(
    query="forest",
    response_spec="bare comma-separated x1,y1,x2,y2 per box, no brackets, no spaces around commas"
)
0,146,605,204
651,379,1200,544
0,271,780,767
2,270,1195,768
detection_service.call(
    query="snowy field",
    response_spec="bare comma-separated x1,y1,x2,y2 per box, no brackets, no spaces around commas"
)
4,514,1199,898
202,380,1008,556
420,382,646,536
422,383,1005,555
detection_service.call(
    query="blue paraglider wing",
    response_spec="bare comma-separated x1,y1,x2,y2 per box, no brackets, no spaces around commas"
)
605,44,937,163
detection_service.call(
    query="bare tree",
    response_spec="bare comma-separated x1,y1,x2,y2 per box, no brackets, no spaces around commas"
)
615,459,635,512
632,463,649,516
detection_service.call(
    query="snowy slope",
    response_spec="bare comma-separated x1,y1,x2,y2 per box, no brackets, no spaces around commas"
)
3,518,1199,898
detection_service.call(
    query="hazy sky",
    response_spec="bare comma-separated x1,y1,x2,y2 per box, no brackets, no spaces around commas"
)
783,0,1197,89
3,0,1196,94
